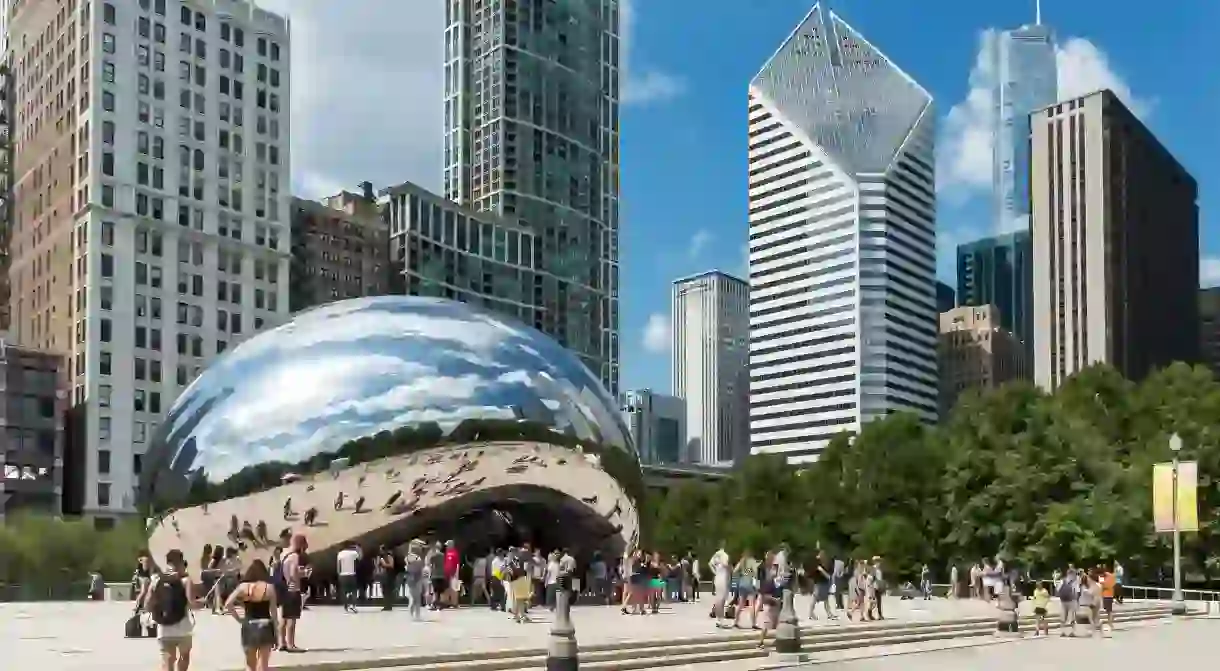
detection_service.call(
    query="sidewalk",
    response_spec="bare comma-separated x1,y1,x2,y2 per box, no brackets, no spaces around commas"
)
6,595,1007,671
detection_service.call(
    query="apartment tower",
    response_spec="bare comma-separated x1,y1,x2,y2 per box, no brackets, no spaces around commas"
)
443,0,621,392
9,0,291,522
938,304,1029,419
1031,90,1198,389
672,271,747,466
747,3,938,462
288,183,389,313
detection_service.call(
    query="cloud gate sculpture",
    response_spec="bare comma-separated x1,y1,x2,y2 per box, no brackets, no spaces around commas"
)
140,296,641,571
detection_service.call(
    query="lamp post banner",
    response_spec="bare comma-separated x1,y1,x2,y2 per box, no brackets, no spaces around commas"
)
1153,461,1199,532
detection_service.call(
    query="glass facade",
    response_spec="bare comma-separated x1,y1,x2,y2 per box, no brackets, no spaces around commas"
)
956,230,1033,348
443,0,621,393
991,24,1056,233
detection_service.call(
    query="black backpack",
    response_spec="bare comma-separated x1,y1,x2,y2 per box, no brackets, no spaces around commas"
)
151,574,188,626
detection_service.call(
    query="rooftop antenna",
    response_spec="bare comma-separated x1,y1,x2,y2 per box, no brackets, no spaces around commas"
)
1035,0,1042,25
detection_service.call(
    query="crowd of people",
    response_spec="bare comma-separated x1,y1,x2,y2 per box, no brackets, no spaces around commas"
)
122,532,1138,671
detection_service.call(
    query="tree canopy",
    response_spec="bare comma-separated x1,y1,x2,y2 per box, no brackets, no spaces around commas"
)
645,363,1219,584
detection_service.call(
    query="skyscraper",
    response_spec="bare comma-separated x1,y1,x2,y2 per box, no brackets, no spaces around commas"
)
1031,90,1198,389
747,3,938,462
443,0,621,393
672,271,748,466
9,0,292,521
990,13,1056,233
956,230,1033,347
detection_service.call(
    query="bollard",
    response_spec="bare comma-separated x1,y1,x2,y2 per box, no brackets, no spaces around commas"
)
771,587,806,662
546,583,578,671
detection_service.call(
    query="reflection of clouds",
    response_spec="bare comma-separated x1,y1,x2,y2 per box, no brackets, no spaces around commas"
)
151,297,634,487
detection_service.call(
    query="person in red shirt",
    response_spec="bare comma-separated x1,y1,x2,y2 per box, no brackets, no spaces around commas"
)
443,540,461,607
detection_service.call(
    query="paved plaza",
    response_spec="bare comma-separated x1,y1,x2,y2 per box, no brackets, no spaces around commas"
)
10,595,1001,671
833,616,1213,670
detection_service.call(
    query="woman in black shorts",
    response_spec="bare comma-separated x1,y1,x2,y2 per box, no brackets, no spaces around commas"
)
224,559,279,671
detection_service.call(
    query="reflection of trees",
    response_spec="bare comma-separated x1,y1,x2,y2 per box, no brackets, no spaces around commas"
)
159,419,644,512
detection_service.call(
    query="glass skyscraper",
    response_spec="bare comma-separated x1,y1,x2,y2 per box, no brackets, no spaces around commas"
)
443,0,622,392
990,20,1056,233
747,3,938,462
956,230,1033,348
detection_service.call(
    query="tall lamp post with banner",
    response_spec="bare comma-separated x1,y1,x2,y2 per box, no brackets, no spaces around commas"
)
1155,433,1196,615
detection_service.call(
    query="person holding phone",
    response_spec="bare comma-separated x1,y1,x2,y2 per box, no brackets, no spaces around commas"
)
277,534,311,653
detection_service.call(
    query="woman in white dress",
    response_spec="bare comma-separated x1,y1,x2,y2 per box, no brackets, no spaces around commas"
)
708,543,732,628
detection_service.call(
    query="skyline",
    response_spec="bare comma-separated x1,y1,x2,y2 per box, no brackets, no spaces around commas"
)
256,0,1214,394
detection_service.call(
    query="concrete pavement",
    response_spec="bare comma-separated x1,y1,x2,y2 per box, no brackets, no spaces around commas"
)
7,594,1008,671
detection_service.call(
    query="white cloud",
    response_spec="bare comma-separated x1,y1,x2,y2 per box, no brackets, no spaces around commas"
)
1056,37,1154,118
252,0,445,200
1202,257,1220,287
938,30,1152,202
688,229,713,259
619,0,685,106
642,313,671,353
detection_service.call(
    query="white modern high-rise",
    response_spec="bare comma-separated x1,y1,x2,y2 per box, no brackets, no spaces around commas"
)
747,3,938,463
672,271,748,466
8,0,291,522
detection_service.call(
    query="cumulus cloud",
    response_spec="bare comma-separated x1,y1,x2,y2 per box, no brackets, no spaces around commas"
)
620,0,686,106
688,229,713,259
938,30,1152,202
642,313,671,353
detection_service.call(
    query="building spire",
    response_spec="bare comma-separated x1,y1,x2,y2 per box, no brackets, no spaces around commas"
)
1035,0,1042,25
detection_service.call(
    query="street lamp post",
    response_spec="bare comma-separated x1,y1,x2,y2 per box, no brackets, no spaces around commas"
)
1169,432,1186,616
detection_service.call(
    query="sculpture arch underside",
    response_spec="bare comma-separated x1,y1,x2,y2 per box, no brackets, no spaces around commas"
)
147,441,640,572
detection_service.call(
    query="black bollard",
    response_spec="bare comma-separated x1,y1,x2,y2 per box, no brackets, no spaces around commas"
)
546,579,578,670
772,587,803,657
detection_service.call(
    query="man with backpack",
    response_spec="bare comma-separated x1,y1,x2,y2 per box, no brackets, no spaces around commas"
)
144,549,198,671
1057,567,1079,637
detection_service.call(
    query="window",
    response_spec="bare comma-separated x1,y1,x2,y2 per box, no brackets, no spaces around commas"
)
103,121,115,144
97,483,111,507
102,91,115,111
99,383,112,406
103,61,116,83
103,2,116,25
100,319,113,342
99,416,112,440
101,221,115,245
100,353,113,377
98,450,111,474
101,253,114,278
102,33,116,54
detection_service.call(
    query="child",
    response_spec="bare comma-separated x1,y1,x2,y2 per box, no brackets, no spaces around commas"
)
1032,580,1050,636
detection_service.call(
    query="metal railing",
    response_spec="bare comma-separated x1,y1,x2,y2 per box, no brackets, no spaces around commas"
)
932,582,1220,605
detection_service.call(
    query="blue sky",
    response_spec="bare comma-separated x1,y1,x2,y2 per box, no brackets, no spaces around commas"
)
618,0,1220,393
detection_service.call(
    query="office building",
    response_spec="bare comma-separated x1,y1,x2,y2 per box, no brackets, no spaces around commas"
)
936,281,955,313
989,15,1056,234
0,13,10,333
8,0,291,521
289,183,389,312
956,230,1033,348
747,3,938,462
673,271,747,466
1031,90,1198,389
0,340,64,518
444,0,621,393
620,389,685,466
1200,288,1220,379
383,180,540,326
938,305,1028,418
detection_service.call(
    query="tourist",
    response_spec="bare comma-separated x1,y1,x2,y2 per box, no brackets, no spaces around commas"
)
545,550,561,610
755,558,782,649
336,543,360,614
425,542,446,610
471,552,488,606
490,549,507,611
869,556,886,620
443,540,461,607
648,551,665,614
508,549,532,623
948,563,959,599
1031,580,1051,636
708,543,732,628
622,549,645,615
1114,560,1125,604
403,540,426,620
1100,563,1117,636
588,552,609,604
1057,567,1079,637
688,552,701,602
920,564,931,599
376,545,397,611
145,549,198,671
223,559,278,671
732,550,758,629
808,549,835,620
278,534,311,653
1077,570,1101,637
530,547,546,609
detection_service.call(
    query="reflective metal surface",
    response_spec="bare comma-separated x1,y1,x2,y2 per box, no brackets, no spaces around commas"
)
139,296,634,506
